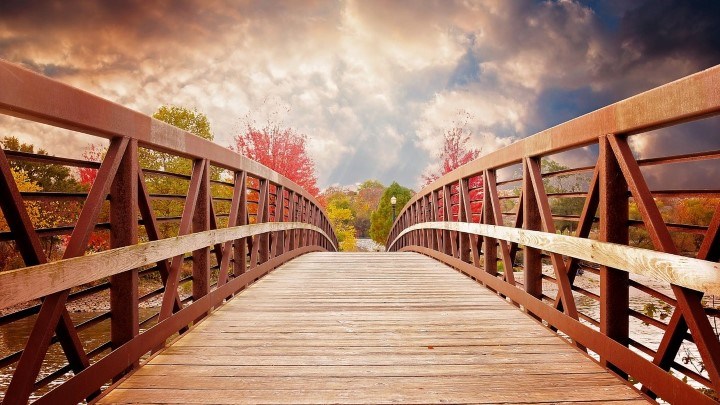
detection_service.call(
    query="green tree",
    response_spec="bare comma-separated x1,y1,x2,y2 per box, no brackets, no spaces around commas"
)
153,105,213,140
144,106,231,236
145,105,214,173
542,159,587,234
370,182,414,244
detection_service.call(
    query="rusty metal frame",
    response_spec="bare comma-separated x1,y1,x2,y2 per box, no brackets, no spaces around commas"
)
388,64,720,403
0,60,337,403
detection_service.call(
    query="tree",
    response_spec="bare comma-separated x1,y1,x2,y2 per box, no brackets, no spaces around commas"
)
319,182,385,243
540,159,587,234
0,169,42,270
232,122,319,197
352,180,385,237
0,136,82,192
422,111,481,186
0,137,85,262
669,197,716,254
147,106,230,235
146,105,214,173
77,144,104,186
78,106,225,241
370,182,414,244
325,191,357,251
153,105,212,141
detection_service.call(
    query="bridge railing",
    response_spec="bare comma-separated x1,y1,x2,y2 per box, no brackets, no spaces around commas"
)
0,60,337,404
388,65,720,404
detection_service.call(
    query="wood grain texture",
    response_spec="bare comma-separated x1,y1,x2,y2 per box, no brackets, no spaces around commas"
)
0,222,334,310
390,221,720,296
98,252,646,404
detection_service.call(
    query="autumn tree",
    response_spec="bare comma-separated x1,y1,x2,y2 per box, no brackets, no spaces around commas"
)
0,169,43,270
0,136,85,262
79,106,224,241
323,189,357,251
1,136,83,192
77,144,105,187
422,111,481,186
369,182,414,244
669,197,716,254
232,122,319,197
352,180,385,237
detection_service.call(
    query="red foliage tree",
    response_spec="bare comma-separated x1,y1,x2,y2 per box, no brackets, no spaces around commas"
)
421,123,481,186
76,144,110,252
421,114,483,221
78,144,104,187
232,124,320,197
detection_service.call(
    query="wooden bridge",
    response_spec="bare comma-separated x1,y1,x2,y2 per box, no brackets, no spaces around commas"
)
1,59,720,404
97,252,645,404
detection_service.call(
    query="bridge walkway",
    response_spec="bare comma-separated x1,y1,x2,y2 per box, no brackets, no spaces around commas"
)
98,252,647,404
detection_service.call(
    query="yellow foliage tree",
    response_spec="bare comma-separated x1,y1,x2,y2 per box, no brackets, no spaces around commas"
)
326,193,357,252
0,170,43,270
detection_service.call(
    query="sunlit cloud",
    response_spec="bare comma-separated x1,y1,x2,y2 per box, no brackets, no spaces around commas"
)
1,0,718,189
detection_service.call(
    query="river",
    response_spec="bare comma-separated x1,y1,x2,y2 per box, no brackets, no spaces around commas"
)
0,308,159,401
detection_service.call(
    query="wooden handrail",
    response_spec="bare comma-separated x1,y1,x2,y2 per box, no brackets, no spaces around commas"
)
0,222,334,310
390,221,720,296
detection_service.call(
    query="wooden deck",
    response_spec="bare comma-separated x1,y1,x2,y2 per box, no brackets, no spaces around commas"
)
98,252,648,404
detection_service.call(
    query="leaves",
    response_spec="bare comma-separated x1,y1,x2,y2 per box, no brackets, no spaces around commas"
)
153,105,213,141
1,136,82,192
325,190,357,251
232,123,319,197
369,182,414,244
422,111,481,187
354,180,385,237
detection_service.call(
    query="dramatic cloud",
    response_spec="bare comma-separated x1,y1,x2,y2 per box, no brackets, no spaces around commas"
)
1,0,719,189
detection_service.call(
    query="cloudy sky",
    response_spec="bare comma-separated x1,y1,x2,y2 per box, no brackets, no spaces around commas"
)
1,0,719,189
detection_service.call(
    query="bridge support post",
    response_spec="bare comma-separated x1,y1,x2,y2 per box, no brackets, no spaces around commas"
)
192,160,211,317
110,139,139,376
482,171,497,276
522,158,543,300
233,171,248,277
599,135,630,376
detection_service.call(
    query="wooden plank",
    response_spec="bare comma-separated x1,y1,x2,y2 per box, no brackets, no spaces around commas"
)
101,387,647,405
116,374,639,391
132,362,610,377
99,252,646,404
